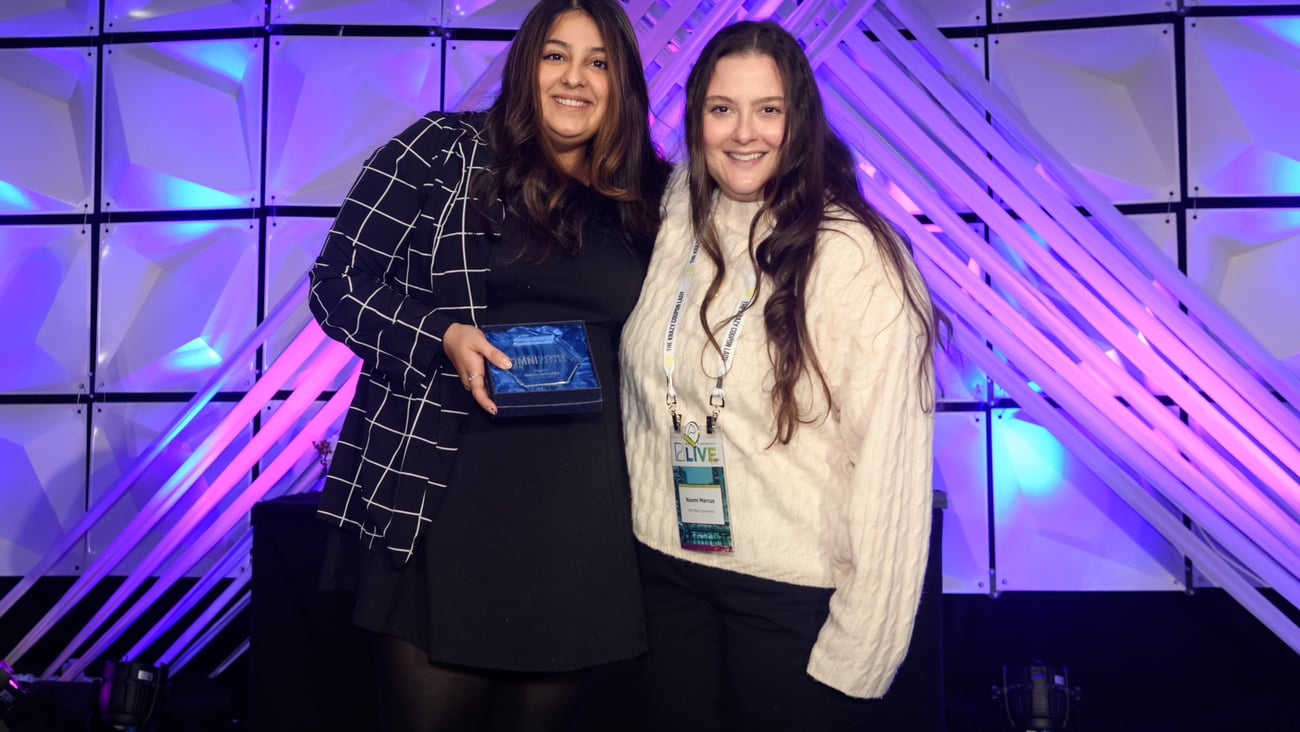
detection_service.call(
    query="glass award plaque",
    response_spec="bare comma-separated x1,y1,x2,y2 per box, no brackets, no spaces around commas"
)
481,321,602,416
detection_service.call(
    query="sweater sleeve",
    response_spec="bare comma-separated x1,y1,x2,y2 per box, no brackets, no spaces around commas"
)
804,224,935,699
308,115,464,393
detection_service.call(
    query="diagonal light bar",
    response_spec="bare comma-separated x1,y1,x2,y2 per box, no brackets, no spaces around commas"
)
876,0,1300,412
51,354,359,681
854,10,1300,531
126,463,328,665
854,7,1300,486
172,594,251,676
205,636,250,680
837,2,1294,496
855,137,1300,651
5,307,330,666
850,108,1300,606
816,47,1284,509
818,21,1300,549
855,140,1300,603
0,275,310,623
948,321,1300,651
127,530,252,662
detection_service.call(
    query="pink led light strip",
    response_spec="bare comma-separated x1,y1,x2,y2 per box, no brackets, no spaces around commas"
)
855,8,1300,481
3,321,334,667
857,143,1300,649
859,116,1300,594
881,0,1300,414
126,461,328,666
0,276,309,623
814,20,1300,547
49,350,359,681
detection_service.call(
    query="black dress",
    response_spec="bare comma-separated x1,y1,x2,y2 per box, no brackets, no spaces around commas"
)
347,188,648,672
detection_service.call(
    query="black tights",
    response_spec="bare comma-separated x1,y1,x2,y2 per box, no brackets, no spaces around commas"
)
373,633,589,732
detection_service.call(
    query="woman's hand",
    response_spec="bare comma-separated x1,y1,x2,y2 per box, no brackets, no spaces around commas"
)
443,323,513,415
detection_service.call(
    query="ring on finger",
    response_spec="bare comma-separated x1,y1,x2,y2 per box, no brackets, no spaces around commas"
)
467,373,481,384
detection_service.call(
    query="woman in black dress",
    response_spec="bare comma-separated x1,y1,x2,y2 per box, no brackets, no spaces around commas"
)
308,0,669,729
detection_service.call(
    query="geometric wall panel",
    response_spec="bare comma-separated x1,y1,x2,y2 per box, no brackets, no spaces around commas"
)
1187,208,1300,376
991,408,1186,592
0,1,97,37
0,47,97,213
1187,0,1300,6
991,24,1179,205
96,219,259,393
87,401,250,576
0,404,88,576
443,0,536,29
269,0,439,25
0,225,91,394
444,39,507,113
103,0,264,33
993,0,1170,23
102,38,264,211
901,0,985,28
937,410,991,594
266,36,442,207
1185,17,1300,197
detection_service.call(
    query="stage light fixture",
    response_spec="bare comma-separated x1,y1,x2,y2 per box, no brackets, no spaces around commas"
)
98,660,166,731
0,660,28,727
994,661,1081,731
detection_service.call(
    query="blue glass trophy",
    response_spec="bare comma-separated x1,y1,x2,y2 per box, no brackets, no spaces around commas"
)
481,321,601,416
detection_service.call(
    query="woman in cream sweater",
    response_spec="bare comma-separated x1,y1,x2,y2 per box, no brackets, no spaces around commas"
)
620,19,943,730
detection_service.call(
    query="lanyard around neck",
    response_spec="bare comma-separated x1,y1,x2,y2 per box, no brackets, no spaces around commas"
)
662,235,757,432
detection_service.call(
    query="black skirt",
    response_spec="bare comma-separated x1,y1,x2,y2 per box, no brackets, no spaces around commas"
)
327,190,648,672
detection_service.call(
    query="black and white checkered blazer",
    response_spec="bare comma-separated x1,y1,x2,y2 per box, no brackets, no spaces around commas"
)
309,112,498,565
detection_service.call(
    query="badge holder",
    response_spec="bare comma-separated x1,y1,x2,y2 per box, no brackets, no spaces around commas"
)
670,419,733,552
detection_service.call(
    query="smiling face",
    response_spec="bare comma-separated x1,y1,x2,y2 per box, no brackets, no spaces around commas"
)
536,10,610,174
700,53,786,203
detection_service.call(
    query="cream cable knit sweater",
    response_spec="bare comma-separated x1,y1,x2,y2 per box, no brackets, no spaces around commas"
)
620,171,935,699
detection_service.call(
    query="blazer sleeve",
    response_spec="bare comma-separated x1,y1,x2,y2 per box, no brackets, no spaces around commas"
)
804,224,936,699
308,116,466,393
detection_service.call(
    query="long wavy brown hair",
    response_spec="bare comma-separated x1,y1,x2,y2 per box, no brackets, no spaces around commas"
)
684,20,943,444
472,0,669,257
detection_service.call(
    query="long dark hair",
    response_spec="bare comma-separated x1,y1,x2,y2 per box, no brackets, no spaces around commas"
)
472,0,669,257
684,20,943,444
